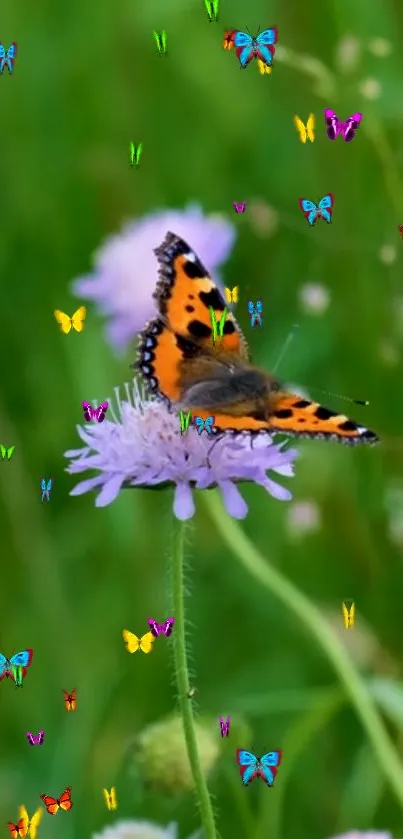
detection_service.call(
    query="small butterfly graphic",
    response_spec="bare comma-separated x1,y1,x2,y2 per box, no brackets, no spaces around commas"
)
294,113,315,143
233,28,277,70
153,31,167,55
103,787,118,811
257,59,272,74
40,478,52,502
0,43,17,74
324,109,362,142
130,142,143,168
0,650,33,685
219,716,230,736
1,444,16,461
209,307,227,344
63,689,77,711
398,225,403,238
147,617,175,637
122,630,156,654
179,410,192,434
236,749,282,786
7,820,26,839
40,787,73,815
342,600,355,628
82,401,108,423
18,805,42,839
233,201,246,214
194,416,215,435
54,306,86,334
225,286,239,304
247,300,263,327
222,29,235,50
204,0,219,22
26,731,44,746
299,194,334,226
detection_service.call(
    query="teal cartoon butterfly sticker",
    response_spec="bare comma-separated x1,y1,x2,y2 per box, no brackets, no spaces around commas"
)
0,649,33,686
130,142,143,168
194,416,215,435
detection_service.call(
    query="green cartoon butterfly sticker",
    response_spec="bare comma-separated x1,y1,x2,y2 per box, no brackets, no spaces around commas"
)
0,445,15,461
130,142,143,168
204,0,219,22
153,31,167,55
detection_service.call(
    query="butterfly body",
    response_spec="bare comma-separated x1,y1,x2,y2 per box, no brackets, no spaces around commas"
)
26,731,44,746
324,109,362,142
294,113,315,143
123,629,155,654
40,478,52,502
136,232,379,445
82,401,108,422
40,787,73,815
233,28,277,69
299,194,334,226
233,202,246,214
0,43,17,74
147,617,175,637
0,650,33,683
63,689,77,711
54,307,86,334
18,806,42,839
236,748,282,785
219,715,230,736
103,787,117,810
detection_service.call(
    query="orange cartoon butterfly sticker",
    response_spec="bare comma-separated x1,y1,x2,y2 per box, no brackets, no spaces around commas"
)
136,232,379,444
7,820,26,839
222,29,236,50
40,787,73,815
62,688,77,711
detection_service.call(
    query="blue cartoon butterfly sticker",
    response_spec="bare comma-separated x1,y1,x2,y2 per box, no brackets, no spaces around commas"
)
0,649,33,686
233,28,277,69
236,749,282,786
0,43,17,74
247,299,263,327
299,193,334,226
194,416,215,435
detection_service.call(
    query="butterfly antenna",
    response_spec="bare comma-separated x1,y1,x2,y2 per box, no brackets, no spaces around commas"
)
308,388,369,407
272,324,299,373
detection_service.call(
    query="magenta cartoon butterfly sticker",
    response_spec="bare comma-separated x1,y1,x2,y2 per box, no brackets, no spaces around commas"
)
219,716,230,737
26,730,44,746
147,618,175,637
82,401,108,423
324,109,362,142
233,202,246,214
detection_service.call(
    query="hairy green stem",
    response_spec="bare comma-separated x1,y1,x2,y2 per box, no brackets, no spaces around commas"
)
204,491,403,811
171,519,217,839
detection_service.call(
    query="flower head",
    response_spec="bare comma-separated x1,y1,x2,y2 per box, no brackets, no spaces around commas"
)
64,382,298,520
91,820,198,839
328,832,394,839
71,205,236,352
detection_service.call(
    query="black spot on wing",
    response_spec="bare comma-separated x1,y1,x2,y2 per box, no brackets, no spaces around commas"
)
314,406,336,420
272,408,293,419
200,289,226,310
291,399,311,409
188,320,212,339
175,334,203,357
338,420,357,431
185,305,195,313
183,257,207,279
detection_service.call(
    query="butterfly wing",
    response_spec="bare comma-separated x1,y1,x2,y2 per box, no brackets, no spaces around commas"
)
26,733,35,746
162,618,175,636
234,32,254,67
40,794,59,816
147,618,160,637
256,28,277,65
0,653,9,679
54,310,72,334
82,401,94,421
342,112,362,142
258,750,282,785
18,808,29,837
95,402,108,423
324,108,341,140
21,806,42,839
71,306,87,333
122,629,140,653
293,116,307,144
257,58,271,74
232,287,239,303
7,821,26,839
299,198,319,226
317,193,334,223
139,631,156,654
306,113,315,142
224,288,232,304
58,787,73,812
10,649,33,670
236,749,259,785
110,787,117,810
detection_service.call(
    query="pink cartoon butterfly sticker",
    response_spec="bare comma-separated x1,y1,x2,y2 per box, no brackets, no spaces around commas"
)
82,401,108,423
324,109,362,142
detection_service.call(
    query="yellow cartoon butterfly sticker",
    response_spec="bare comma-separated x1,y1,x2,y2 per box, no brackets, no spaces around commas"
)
103,787,118,811
19,805,43,839
122,629,155,654
54,306,87,334
293,113,315,143
342,600,355,629
257,59,271,75
224,286,239,304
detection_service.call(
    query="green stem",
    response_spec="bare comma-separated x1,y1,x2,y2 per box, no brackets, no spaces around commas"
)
204,491,403,811
170,519,217,839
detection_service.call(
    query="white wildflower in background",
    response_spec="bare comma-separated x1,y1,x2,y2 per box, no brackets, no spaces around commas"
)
71,205,236,352
335,35,361,73
248,200,279,237
286,500,321,539
358,78,382,99
367,38,392,57
298,282,330,315
91,821,200,839
64,382,298,520
328,832,394,839
379,244,397,265
378,340,399,367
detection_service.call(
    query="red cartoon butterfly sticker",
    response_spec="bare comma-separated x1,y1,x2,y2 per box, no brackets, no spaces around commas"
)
40,787,73,815
62,688,76,711
7,820,26,839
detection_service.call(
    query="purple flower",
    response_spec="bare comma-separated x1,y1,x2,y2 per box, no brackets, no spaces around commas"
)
64,382,298,520
71,205,236,353
328,833,394,839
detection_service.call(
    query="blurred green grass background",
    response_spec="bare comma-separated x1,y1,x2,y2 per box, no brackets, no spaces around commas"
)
1,0,403,837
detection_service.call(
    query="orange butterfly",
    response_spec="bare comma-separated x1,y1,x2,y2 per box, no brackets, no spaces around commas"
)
40,787,73,815
62,688,76,711
136,232,379,445
222,29,236,50
7,821,26,839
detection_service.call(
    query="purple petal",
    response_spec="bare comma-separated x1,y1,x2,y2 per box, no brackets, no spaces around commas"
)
258,476,293,501
219,480,248,519
173,482,195,520
95,474,125,507
70,475,106,495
